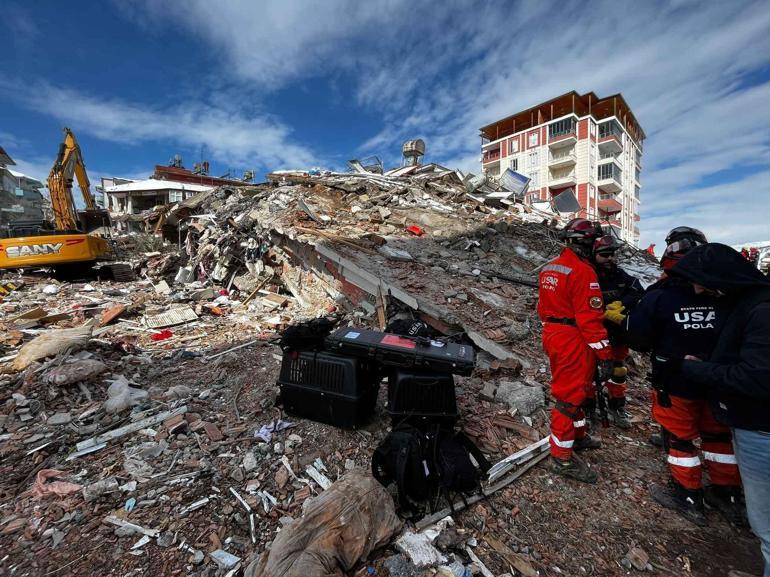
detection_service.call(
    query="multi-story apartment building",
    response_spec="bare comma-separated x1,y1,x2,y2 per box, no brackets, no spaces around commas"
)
0,146,48,227
479,91,645,244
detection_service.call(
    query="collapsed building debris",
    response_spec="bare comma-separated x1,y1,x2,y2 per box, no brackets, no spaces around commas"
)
1,163,756,577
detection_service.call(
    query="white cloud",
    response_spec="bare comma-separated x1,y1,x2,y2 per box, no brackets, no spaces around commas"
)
133,2,770,246
0,79,318,172
8,0,770,247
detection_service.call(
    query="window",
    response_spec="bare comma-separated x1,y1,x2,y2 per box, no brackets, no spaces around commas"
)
14,187,24,197
509,158,518,171
169,190,184,203
528,150,539,168
548,118,576,139
509,139,519,154
598,120,623,140
590,122,596,136
530,172,538,189
598,163,622,181
528,132,539,147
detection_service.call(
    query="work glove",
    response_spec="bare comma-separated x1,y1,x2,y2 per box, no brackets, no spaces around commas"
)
596,359,614,383
603,300,626,325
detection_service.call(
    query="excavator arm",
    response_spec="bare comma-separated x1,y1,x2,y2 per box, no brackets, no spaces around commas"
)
46,128,98,231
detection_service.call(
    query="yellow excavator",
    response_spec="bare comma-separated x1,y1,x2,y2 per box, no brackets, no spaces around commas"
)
0,128,115,273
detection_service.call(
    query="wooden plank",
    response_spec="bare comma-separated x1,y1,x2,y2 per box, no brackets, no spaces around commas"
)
415,450,549,531
485,535,539,577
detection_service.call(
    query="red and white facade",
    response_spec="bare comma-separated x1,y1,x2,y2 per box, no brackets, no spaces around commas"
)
479,91,644,245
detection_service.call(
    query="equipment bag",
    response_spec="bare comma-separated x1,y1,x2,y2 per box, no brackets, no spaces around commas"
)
372,424,435,511
431,428,491,496
372,424,491,513
279,317,338,352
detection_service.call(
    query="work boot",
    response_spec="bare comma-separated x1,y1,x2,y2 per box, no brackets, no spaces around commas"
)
704,485,748,527
573,434,602,451
549,455,598,484
650,481,707,526
607,406,632,429
649,432,664,448
585,409,601,434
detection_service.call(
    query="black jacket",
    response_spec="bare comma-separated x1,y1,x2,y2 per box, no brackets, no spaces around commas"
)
622,276,725,398
596,264,644,346
676,243,770,430
596,265,645,309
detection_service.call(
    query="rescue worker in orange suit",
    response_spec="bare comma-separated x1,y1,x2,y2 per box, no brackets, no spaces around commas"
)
609,227,744,526
537,218,613,483
586,235,644,430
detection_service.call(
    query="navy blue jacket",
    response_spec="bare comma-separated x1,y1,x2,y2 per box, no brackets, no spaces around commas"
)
675,243,770,430
622,276,726,398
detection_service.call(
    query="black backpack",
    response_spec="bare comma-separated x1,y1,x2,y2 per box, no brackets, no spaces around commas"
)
372,424,435,512
431,428,491,495
372,424,490,513
278,317,337,352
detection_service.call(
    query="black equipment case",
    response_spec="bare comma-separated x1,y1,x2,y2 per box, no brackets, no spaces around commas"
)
387,368,458,425
325,327,475,376
277,350,380,428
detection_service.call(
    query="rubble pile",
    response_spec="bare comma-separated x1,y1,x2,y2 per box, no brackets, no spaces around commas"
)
0,167,755,576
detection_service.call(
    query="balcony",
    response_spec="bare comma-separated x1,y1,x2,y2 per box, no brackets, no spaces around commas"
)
548,117,577,148
598,119,623,153
598,194,622,214
598,163,622,193
482,139,500,151
548,168,577,188
548,149,577,168
482,149,501,165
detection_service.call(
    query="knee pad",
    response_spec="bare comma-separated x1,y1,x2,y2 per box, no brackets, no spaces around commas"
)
661,429,696,453
701,431,732,444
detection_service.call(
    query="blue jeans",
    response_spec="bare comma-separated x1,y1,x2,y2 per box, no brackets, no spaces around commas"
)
733,428,770,577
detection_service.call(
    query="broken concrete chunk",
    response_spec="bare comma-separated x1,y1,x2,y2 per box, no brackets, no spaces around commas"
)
45,359,107,386
379,245,413,261
82,477,119,502
46,412,72,426
395,531,447,569
210,549,241,570
495,381,544,416
624,546,651,571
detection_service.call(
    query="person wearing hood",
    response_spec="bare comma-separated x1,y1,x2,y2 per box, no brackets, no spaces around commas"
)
670,243,770,576
608,229,742,527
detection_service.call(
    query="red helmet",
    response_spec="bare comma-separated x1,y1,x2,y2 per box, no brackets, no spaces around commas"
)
660,238,702,271
561,218,602,258
562,218,602,242
593,235,621,256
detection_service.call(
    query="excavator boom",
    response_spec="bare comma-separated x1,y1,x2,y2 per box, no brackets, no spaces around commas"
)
1,128,113,271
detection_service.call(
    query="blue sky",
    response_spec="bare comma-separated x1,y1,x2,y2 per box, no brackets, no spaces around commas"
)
2,0,770,247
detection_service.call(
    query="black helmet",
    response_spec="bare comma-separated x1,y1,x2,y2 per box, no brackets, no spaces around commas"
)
561,218,602,257
665,226,707,246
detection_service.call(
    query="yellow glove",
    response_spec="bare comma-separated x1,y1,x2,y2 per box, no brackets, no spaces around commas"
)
603,300,626,324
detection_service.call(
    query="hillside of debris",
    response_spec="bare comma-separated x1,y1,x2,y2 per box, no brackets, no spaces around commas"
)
0,166,762,577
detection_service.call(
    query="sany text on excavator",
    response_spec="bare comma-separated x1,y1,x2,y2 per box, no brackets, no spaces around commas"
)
0,128,115,273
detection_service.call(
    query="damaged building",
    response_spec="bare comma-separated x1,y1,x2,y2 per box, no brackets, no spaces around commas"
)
0,146,49,228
